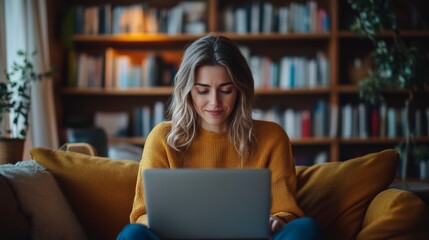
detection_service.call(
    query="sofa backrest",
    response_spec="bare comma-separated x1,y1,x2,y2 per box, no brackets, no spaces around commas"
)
30,147,401,240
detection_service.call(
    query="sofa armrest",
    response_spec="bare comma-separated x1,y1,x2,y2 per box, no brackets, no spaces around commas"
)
0,175,30,239
357,188,429,240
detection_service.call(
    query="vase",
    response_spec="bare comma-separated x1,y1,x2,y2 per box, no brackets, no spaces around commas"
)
0,138,25,164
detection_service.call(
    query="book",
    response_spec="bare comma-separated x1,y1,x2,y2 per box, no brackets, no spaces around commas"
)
284,108,296,139
153,101,165,126
235,7,247,34
426,108,429,136
279,56,292,88
379,104,387,137
329,104,338,137
317,51,329,87
414,109,423,137
262,2,274,33
313,100,328,137
387,107,397,138
142,106,152,137
250,1,261,33
370,107,380,137
308,1,318,32
341,104,352,138
77,53,88,88
301,110,312,138
278,7,289,33
358,103,368,138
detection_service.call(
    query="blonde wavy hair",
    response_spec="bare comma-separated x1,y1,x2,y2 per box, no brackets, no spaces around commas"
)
166,35,255,160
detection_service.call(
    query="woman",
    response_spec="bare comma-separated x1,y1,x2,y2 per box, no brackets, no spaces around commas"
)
118,35,322,240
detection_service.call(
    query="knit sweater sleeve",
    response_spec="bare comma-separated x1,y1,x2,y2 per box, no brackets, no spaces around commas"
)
257,121,304,222
129,122,171,225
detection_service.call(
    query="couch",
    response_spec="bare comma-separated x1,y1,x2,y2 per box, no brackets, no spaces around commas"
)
0,147,428,240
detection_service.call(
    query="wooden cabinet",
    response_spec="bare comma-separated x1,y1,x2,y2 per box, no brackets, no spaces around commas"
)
55,0,429,176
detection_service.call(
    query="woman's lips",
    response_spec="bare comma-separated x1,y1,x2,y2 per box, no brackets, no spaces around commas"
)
206,110,223,116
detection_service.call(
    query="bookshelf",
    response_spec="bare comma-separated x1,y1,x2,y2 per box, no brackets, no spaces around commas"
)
53,0,429,178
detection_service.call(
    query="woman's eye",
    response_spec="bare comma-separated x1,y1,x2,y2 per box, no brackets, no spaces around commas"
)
197,90,209,95
219,90,232,94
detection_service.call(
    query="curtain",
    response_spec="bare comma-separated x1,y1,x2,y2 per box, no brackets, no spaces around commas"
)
0,0,5,72
3,0,58,159
26,0,59,150
0,0,9,136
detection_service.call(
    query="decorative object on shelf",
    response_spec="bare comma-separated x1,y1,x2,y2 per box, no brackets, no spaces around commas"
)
412,144,429,180
0,50,51,163
348,0,429,180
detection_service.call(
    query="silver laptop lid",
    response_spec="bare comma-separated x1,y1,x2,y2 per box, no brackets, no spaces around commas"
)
143,168,271,240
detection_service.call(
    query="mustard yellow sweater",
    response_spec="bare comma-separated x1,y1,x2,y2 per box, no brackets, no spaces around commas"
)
130,120,304,225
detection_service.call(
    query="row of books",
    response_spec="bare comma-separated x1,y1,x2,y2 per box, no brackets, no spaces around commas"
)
133,102,166,138
76,53,104,88
73,48,329,89
74,1,207,35
133,104,353,140
74,50,176,88
252,103,429,139
340,104,429,139
223,1,329,34
93,101,429,140
105,49,176,88
253,100,330,139
94,100,330,139
73,0,329,36
241,49,330,89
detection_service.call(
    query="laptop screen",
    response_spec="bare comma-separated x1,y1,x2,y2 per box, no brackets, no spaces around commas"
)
143,168,271,239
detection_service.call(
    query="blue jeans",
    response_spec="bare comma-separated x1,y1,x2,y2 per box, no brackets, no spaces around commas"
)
117,217,322,240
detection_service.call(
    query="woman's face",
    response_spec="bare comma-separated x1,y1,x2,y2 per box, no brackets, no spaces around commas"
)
191,65,238,133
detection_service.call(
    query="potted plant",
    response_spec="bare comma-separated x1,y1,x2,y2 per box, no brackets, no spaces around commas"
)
0,50,51,163
347,0,429,180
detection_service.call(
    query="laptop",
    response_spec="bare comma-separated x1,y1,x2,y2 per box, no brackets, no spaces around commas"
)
143,168,271,240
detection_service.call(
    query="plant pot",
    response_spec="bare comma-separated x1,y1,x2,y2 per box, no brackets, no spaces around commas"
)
0,138,25,164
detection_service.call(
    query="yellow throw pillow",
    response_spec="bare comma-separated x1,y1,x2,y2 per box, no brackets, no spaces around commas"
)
30,147,139,240
357,188,429,240
296,149,399,240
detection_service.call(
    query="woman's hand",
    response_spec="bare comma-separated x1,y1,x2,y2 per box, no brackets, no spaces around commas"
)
269,215,287,234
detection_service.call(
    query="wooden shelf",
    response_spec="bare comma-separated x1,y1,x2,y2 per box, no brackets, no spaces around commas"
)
256,88,330,95
72,32,332,49
73,32,331,43
61,87,173,96
291,138,334,145
338,30,429,38
339,137,429,145
109,137,146,145
61,87,331,96
337,85,429,94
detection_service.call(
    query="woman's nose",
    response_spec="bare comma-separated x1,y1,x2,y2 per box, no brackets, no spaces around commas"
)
209,92,220,106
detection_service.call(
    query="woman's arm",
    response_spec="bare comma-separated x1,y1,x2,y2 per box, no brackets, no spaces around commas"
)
261,122,304,222
130,123,172,224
